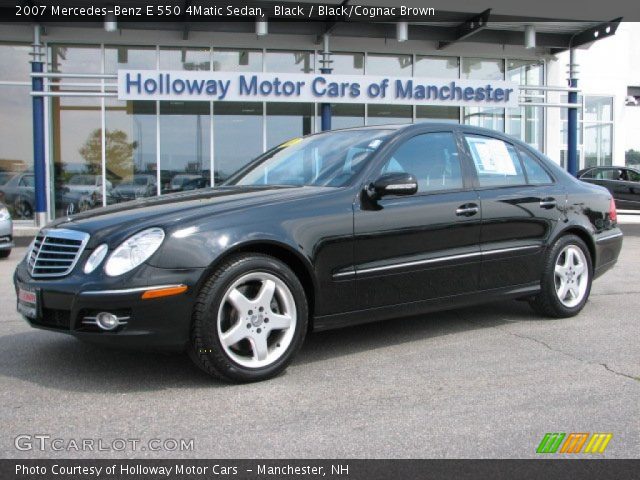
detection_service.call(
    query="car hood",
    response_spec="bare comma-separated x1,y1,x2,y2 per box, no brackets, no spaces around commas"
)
47,185,334,243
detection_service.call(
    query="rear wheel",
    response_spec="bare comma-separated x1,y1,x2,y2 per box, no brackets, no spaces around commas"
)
0,249,10,259
530,234,592,318
189,254,308,382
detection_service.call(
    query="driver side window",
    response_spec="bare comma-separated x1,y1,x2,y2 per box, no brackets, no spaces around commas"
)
380,132,463,193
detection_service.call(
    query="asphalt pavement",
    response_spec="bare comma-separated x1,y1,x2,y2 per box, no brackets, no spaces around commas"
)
0,238,638,459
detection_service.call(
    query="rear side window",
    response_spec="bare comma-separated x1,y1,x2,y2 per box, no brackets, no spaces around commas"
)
464,135,526,187
518,148,553,184
626,169,640,182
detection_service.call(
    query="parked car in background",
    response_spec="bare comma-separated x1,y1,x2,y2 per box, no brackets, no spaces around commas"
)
14,124,622,383
0,171,18,186
112,174,157,202
181,177,211,191
0,172,97,218
0,202,13,258
161,173,207,194
578,166,640,210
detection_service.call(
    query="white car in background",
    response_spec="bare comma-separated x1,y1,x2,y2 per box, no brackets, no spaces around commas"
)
0,202,13,258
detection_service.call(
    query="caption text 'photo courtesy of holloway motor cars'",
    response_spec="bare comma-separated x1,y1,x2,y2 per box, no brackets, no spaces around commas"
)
14,123,622,382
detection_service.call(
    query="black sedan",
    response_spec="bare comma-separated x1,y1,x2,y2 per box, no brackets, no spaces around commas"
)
14,124,622,382
578,166,640,210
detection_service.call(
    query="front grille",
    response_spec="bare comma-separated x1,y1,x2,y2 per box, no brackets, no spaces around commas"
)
28,228,90,278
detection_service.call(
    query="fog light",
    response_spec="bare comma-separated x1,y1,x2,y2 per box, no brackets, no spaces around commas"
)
96,312,119,331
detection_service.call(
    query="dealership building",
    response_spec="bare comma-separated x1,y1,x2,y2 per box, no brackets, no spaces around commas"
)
0,1,636,225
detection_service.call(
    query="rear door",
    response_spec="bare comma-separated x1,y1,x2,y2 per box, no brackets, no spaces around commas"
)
353,129,481,309
460,132,562,290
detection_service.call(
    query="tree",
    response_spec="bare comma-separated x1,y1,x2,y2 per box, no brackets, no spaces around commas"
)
79,129,137,179
626,149,640,167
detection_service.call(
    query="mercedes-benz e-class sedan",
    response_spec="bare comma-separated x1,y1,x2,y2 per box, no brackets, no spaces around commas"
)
15,124,622,382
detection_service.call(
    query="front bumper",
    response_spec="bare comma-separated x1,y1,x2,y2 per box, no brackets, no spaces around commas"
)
14,260,205,351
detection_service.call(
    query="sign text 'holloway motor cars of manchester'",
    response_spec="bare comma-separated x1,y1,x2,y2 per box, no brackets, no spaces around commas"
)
117,70,519,107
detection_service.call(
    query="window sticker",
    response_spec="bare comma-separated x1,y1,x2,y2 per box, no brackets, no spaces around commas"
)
467,137,517,176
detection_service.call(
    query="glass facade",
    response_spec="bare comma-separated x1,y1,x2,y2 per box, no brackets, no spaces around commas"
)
0,41,566,221
560,94,614,169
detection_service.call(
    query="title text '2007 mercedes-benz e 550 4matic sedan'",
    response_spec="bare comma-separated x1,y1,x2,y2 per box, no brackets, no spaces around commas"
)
15,124,622,382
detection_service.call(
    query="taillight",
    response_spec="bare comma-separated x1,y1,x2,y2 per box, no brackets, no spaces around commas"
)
609,197,617,223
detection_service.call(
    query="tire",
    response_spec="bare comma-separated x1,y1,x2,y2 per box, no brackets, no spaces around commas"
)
0,249,10,259
189,253,308,382
14,197,33,219
530,234,593,318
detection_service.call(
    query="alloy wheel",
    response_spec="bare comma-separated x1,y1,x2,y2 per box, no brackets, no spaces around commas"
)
217,272,297,369
554,245,589,308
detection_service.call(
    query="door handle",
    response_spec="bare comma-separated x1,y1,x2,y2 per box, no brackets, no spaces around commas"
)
456,203,479,217
539,197,557,209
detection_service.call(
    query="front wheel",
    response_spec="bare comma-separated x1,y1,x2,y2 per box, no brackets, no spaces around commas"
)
189,254,308,382
530,234,592,318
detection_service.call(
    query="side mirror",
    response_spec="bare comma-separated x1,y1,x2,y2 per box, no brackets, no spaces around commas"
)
367,172,418,200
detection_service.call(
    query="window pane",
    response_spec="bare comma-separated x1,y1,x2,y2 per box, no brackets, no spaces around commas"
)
0,43,31,81
50,44,102,73
461,58,504,80
507,59,543,85
416,106,459,123
0,85,34,218
414,56,459,78
105,99,157,205
213,49,262,72
50,45,101,87
317,104,365,129
465,135,526,187
381,132,462,193
330,52,364,75
159,47,210,71
265,50,314,73
214,102,263,182
367,54,412,76
266,103,314,149
105,46,157,73
51,97,102,217
367,105,412,126
584,124,612,168
518,148,553,184
507,105,543,150
506,60,544,150
159,101,211,194
463,107,504,131
584,96,613,122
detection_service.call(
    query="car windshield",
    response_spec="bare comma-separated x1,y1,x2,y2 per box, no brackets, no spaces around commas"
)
226,129,393,187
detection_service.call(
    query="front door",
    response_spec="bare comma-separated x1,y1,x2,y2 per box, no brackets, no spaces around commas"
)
354,130,481,309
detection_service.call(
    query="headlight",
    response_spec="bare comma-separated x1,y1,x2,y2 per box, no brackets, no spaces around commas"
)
0,206,10,221
104,228,165,277
83,243,108,274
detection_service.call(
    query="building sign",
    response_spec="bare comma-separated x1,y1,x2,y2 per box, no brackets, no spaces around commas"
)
118,70,519,108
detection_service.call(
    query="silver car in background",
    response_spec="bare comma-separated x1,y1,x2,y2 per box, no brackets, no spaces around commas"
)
0,202,13,258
